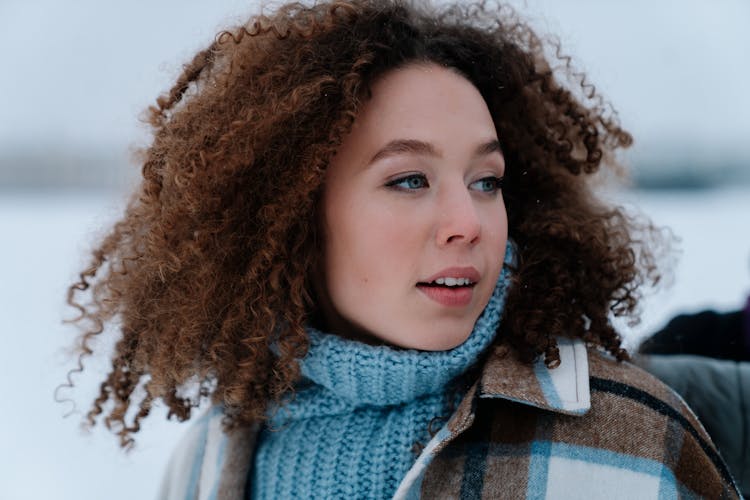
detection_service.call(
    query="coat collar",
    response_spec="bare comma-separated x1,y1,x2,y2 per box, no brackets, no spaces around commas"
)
433,336,591,451
477,336,591,415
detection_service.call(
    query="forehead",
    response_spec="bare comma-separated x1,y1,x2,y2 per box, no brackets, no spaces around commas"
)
365,64,490,126
335,63,498,163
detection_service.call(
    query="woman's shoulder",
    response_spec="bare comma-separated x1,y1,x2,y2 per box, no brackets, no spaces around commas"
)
586,346,702,413
157,406,257,500
157,406,221,500
418,340,742,499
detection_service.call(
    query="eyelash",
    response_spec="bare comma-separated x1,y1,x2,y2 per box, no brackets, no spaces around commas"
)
385,174,504,194
470,176,504,193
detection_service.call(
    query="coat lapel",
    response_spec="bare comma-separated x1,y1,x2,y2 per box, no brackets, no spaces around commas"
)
392,337,591,499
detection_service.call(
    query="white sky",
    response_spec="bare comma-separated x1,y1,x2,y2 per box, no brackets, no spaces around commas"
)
1,0,749,164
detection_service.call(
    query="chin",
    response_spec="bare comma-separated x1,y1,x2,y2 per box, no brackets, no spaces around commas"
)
411,329,473,352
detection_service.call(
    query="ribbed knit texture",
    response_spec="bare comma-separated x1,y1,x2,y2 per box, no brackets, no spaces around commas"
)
248,245,514,499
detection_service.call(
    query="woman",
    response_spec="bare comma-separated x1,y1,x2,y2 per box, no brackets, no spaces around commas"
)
64,0,742,497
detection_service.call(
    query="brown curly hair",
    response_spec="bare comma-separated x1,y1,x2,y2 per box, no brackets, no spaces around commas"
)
64,0,660,448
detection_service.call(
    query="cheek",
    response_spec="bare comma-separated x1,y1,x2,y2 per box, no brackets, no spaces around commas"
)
477,197,508,243
326,203,420,290
328,208,415,284
480,202,509,280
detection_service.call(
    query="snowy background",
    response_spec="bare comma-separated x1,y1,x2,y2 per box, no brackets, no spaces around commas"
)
1,0,748,499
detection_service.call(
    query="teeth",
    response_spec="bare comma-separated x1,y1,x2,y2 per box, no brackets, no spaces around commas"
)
433,277,472,286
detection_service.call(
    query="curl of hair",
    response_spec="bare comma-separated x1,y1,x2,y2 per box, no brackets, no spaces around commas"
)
65,0,662,447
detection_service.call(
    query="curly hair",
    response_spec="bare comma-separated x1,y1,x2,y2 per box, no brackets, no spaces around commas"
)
64,0,660,448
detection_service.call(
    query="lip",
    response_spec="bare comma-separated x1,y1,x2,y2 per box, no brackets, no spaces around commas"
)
421,266,481,284
416,284,474,307
416,266,480,308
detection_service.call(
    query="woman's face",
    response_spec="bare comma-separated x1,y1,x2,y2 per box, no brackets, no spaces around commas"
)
319,63,508,350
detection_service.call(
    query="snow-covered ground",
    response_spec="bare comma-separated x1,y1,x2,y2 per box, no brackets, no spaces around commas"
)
0,187,748,499
617,188,750,348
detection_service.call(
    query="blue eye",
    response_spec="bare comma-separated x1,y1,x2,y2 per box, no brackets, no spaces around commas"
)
386,174,429,191
470,176,504,193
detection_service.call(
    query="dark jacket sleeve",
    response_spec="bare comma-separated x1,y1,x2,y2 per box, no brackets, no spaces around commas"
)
636,354,750,497
638,310,748,360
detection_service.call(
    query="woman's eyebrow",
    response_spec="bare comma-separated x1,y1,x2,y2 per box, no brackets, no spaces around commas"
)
368,138,502,165
475,139,503,157
368,139,440,164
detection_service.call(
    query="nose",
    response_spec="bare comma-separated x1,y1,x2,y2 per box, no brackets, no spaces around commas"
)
435,187,481,247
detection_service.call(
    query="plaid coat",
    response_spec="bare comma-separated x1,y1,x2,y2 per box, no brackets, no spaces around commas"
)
159,338,742,499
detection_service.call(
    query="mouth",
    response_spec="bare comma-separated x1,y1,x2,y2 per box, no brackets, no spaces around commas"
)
416,267,480,307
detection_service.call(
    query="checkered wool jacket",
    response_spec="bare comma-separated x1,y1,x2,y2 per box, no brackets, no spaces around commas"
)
159,338,742,499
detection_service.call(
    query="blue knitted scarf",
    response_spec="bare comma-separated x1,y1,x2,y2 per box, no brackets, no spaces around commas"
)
248,244,514,499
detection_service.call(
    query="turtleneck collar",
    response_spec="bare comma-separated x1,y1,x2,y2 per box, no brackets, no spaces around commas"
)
290,242,516,409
